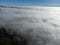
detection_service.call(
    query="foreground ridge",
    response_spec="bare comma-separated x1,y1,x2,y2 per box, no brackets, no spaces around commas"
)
0,27,28,45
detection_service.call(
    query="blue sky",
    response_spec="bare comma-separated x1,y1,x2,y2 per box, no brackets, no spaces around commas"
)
0,0,60,6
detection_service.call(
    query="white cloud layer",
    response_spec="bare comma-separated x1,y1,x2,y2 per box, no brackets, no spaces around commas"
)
0,5,60,45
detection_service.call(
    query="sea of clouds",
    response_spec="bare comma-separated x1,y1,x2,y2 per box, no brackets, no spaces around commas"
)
0,5,60,45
